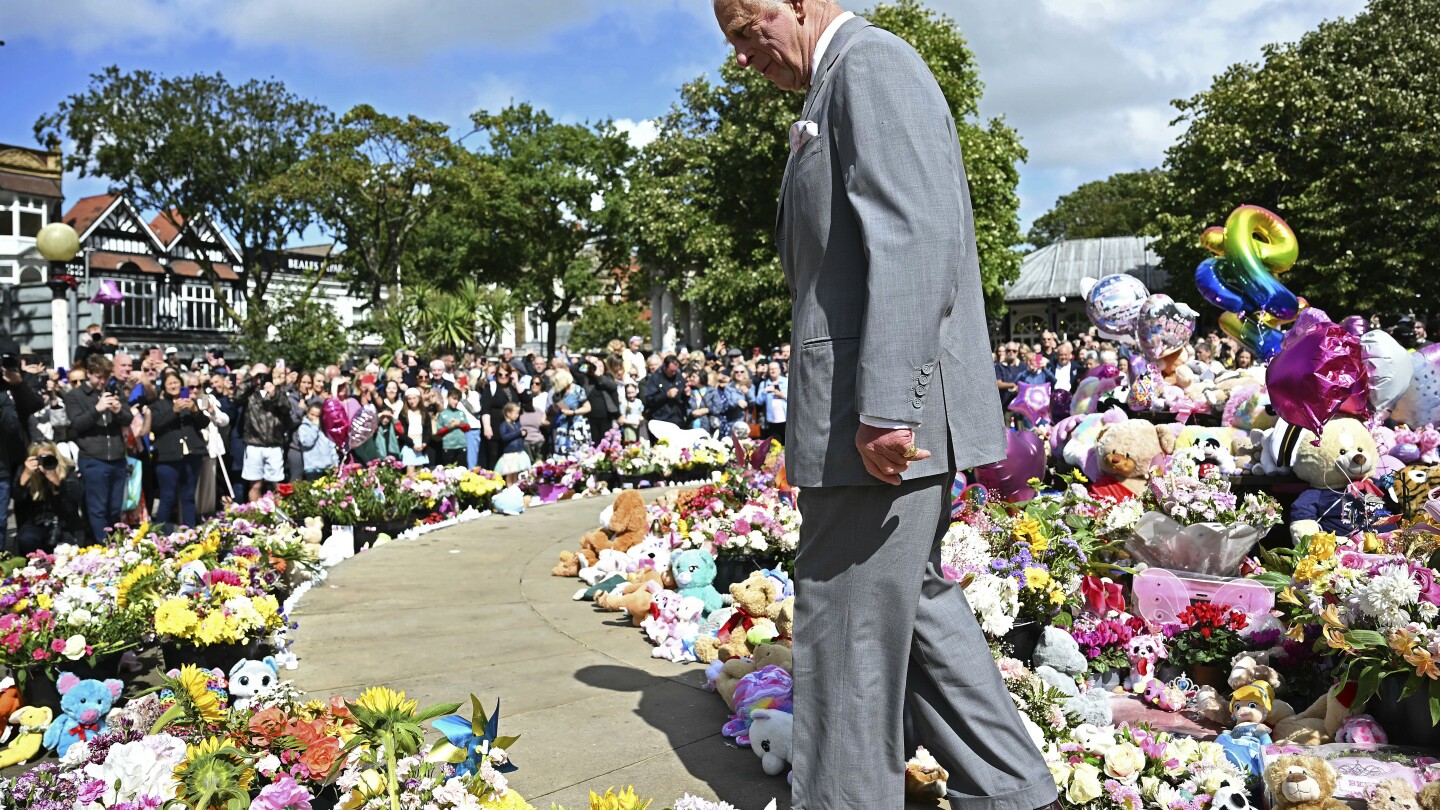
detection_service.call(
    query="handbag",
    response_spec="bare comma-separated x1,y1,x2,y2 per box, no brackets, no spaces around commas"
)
122,457,144,511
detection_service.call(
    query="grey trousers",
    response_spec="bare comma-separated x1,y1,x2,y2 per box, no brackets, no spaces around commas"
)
790,472,1057,810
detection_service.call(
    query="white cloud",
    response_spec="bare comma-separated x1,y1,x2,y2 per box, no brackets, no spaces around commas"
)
614,118,658,150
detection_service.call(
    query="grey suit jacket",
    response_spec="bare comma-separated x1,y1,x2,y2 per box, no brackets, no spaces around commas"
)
777,17,1006,488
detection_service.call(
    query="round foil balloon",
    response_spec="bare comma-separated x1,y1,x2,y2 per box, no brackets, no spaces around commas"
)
1361,330,1413,413
1082,274,1150,342
1340,315,1370,338
348,407,378,450
974,430,1046,502
1135,294,1198,362
1072,375,1119,415
1050,388,1073,422
1008,382,1052,426
1393,344,1440,428
320,398,351,450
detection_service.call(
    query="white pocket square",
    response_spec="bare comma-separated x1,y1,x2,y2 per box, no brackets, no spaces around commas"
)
789,119,820,152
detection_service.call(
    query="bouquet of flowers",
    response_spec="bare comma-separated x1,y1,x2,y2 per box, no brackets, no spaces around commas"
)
152,577,283,648
1069,616,1147,677
1042,723,1248,809
1163,602,1250,668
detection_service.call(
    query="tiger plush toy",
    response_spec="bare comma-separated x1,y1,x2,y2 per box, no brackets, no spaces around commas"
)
1391,463,1440,524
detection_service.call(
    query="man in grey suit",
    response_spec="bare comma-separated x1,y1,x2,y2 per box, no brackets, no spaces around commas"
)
713,2,1059,808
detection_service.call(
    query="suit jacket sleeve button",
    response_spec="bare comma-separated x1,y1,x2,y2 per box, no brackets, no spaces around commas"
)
912,400,923,409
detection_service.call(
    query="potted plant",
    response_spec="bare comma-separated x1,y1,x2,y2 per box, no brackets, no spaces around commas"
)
1163,602,1251,687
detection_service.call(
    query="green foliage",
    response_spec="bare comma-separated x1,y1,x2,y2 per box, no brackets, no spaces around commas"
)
569,299,649,353
1027,169,1164,246
234,289,347,371
463,104,635,356
268,104,459,306
36,68,331,344
1151,0,1440,318
363,280,511,357
631,0,1026,347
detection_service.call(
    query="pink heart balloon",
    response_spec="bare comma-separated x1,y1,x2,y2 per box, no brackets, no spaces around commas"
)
1267,323,1367,436
320,398,351,449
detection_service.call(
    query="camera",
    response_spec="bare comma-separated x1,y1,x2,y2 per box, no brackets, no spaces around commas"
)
105,378,120,395
254,372,272,386
203,384,216,396
37,454,58,471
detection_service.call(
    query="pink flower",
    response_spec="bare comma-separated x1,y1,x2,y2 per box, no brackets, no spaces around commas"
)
50,638,67,653
733,519,752,536
32,648,49,661
250,774,314,810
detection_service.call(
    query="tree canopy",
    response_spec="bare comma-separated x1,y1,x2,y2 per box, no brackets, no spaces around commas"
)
1151,0,1440,319
36,68,331,345
631,0,1026,348
1027,169,1163,247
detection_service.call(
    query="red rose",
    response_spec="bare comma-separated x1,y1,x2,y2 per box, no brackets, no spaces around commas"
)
276,483,294,497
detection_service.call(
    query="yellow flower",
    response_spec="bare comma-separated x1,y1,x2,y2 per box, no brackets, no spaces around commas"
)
1285,623,1307,642
1048,588,1066,605
1363,532,1382,552
177,544,205,566
154,599,200,637
587,786,653,810
1308,532,1337,561
176,665,226,724
12,598,28,613
253,595,280,627
172,736,253,802
355,686,418,717
1293,558,1322,582
1072,469,1089,483
117,564,155,610
1278,586,1303,607
1023,568,1052,590
35,594,52,611
1013,517,1048,552
194,613,230,646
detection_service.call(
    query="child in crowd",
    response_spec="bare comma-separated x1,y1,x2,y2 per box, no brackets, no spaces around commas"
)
296,401,338,481
493,402,531,484
435,387,471,468
620,382,644,444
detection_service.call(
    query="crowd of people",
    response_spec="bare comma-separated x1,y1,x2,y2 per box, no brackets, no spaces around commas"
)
0,328,797,553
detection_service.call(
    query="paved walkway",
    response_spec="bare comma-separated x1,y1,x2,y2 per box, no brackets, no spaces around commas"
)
290,491,788,809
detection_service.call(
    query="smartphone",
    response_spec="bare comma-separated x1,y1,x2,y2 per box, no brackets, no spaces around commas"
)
180,387,191,399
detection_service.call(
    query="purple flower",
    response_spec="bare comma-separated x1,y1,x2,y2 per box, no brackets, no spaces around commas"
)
1413,565,1440,607
251,774,314,810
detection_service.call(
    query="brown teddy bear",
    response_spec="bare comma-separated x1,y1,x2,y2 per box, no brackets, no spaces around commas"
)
904,747,950,803
767,596,794,646
554,490,651,574
595,569,675,611
715,644,794,710
1419,780,1440,810
1370,779,1420,810
601,580,659,627
1264,754,1345,810
695,572,783,663
1272,682,1359,745
1087,419,1176,501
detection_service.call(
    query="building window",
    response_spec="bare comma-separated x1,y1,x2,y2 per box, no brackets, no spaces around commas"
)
104,279,157,329
1012,314,1049,347
18,211,42,238
0,205,11,236
179,282,227,331
0,262,14,284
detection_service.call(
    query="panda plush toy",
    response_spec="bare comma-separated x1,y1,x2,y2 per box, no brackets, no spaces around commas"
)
228,657,281,710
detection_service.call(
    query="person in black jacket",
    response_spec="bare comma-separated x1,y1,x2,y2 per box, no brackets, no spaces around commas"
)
643,355,687,426
584,356,621,441
14,442,87,554
1,337,45,547
150,371,210,527
481,367,520,471
64,354,133,543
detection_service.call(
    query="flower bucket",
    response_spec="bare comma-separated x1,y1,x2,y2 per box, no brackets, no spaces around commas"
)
1086,668,1125,691
714,554,779,591
1003,620,1045,666
1369,675,1440,748
1125,512,1263,576
18,652,124,713
536,483,566,503
160,639,264,673
1189,663,1227,690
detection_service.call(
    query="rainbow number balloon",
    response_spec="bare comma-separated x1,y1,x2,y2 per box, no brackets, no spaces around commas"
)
1194,205,1300,359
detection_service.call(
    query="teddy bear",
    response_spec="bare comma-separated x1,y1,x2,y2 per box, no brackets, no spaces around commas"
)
42,672,124,757
1124,633,1168,692
694,571,782,663
767,596,794,645
1290,417,1384,541
713,644,795,711
1195,653,1296,728
904,747,950,802
1368,779,1420,810
610,580,662,627
1264,754,1346,810
0,705,53,769
748,708,794,777
652,596,707,664
1031,626,1113,726
1252,417,1303,476
551,549,583,577
642,589,683,645
626,536,671,577
1088,419,1176,501
1419,780,1440,810
578,547,641,586
723,664,794,746
593,566,675,610
0,677,19,728
1390,463,1440,525
671,549,724,617
1272,682,1360,745
228,656,281,710
1176,425,1240,476
557,489,650,574
575,572,631,603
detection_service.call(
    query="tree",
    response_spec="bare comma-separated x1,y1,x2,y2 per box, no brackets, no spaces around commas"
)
234,289,347,372
631,0,1027,347
36,68,332,346
468,104,634,357
568,300,650,353
268,105,459,309
1151,0,1440,319
1027,169,1164,246
362,280,511,357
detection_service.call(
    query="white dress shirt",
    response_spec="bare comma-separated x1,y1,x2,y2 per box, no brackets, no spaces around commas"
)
812,12,917,433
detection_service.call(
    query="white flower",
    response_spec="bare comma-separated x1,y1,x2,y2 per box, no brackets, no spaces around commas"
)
255,753,282,775
62,634,88,660
961,573,1019,637
83,734,186,805
60,740,91,768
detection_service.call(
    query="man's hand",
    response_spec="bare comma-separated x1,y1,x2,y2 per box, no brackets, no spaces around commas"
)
855,424,930,486
667,387,679,398
97,392,118,413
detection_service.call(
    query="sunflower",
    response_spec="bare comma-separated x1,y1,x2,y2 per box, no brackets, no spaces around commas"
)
355,686,417,716
175,665,226,724
172,736,253,810
116,564,156,610
587,787,653,810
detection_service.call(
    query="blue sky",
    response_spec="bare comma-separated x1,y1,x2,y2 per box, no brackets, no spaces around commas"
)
1,0,1367,239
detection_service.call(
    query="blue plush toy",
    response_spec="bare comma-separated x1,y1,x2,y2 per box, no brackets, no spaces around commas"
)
672,549,723,616
42,672,123,757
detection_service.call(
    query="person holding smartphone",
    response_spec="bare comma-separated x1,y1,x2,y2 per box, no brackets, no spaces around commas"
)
150,370,210,527
14,442,86,554
64,354,134,542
